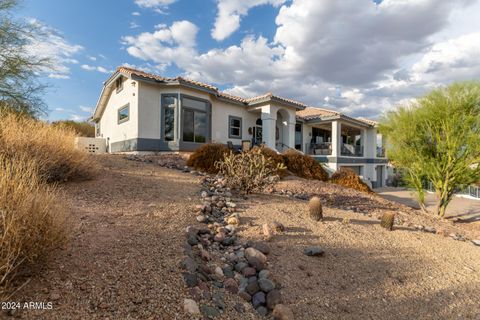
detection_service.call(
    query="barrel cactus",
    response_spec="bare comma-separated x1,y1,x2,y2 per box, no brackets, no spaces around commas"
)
308,197,323,221
380,212,395,231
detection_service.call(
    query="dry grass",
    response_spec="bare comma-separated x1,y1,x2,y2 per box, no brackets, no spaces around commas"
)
51,120,95,137
0,112,97,182
186,143,229,173
282,149,329,181
330,167,372,193
0,156,67,299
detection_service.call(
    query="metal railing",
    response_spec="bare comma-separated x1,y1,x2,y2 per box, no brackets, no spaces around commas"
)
305,142,332,155
376,146,386,158
341,143,364,157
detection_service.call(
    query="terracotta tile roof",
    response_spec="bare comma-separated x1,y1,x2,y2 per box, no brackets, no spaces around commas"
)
246,92,309,109
356,117,378,126
296,107,340,120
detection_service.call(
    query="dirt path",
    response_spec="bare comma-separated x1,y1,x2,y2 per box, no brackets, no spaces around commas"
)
238,194,480,320
10,156,201,319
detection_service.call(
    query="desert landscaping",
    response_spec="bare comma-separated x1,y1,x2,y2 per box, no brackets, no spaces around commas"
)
5,154,479,320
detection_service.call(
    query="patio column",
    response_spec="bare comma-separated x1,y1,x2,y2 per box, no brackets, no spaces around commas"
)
286,121,295,149
261,106,277,150
331,120,341,156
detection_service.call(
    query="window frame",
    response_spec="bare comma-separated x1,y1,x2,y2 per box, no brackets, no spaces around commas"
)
228,115,242,139
115,77,123,93
117,103,130,124
161,94,178,142
180,94,211,144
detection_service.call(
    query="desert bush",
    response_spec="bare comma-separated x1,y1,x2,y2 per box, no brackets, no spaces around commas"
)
0,156,67,298
380,212,395,231
216,149,280,194
308,197,323,221
282,149,328,181
186,143,229,174
0,112,96,182
51,120,95,137
330,167,372,193
251,145,287,176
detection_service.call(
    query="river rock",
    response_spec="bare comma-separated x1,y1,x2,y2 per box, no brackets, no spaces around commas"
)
184,299,200,315
273,304,294,320
304,246,325,257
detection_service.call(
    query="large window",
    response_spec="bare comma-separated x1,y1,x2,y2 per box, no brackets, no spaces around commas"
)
118,104,129,124
228,116,242,139
182,97,209,143
162,95,177,141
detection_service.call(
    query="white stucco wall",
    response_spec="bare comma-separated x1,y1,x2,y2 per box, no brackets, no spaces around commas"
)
211,100,258,145
98,77,139,148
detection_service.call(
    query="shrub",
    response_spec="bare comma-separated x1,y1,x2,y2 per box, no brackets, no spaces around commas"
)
330,167,372,193
251,145,287,176
380,212,395,231
216,149,280,194
51,120,95,137
186,143,229,174
308,197,323,221
282,149,328,181
0,112,96,182
0,156,67,298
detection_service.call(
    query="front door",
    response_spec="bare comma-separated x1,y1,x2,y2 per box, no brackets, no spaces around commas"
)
376,166,383,188
253,119,263,145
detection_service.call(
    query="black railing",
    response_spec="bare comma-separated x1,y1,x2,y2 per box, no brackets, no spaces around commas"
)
341,143,364,157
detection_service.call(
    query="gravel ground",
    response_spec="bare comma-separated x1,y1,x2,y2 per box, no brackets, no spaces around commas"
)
6,155,202,319
237,193,480,320
4,156,480,319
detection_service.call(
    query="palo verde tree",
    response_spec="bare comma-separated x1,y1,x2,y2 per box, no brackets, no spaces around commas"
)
379,82,480,217
0,0,49,117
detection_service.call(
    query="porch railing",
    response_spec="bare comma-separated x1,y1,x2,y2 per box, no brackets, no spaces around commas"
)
341,143,364,157
305,142,332,156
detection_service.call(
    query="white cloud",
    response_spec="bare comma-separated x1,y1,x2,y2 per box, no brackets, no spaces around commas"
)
79,106,94,113
70,114,84,121
54,107,65,111
26,19,83,79
81,64,112,74
132,11,141,16
211,0,286,41
124,0,480,119
130,22,140,29
134,0,176,13
87,55,97,61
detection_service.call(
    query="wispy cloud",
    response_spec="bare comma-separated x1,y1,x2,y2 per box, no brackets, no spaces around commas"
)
81,64,112,74
79,106,94,113
132,11,141,16
130,21,140,29
134,0,177,13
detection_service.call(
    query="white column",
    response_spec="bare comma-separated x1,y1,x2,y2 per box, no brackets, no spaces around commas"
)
261,106,277,150
331,121,341,156
286,121,295,149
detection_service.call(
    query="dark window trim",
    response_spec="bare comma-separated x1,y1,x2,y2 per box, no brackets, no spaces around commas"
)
228,115,242,139
180,94,211,143
161,93,178,141
118,103,130,124
116,77,124,94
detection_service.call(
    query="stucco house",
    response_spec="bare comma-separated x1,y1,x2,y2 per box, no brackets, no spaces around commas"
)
92,67,388,187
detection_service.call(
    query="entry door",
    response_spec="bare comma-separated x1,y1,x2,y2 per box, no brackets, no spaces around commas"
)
376,166,383,188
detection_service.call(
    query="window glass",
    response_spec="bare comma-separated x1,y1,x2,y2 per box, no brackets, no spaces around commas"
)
183,110,195,142
163,96,176,141
183,97,207,111
194,112,207,143
229,117,241,138
118,105,129,123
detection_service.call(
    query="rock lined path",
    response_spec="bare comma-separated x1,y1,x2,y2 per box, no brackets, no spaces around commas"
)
10,156,202,319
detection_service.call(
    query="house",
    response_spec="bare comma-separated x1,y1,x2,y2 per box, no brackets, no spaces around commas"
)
92,66,388,188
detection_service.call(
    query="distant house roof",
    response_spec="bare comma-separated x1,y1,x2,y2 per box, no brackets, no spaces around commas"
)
93,66,376,127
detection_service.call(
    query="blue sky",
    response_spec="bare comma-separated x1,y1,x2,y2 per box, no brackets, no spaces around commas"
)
16,0,480,121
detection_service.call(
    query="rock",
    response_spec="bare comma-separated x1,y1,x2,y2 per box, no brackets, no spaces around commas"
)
304,246,325,257
196,215,207,223
227,216,240,225
253,242,271,255
248,256,266,270
273,304,294,320
263,223,273,240
258,278,275,292
214,232,226,242
234,302,245,313
187,233,199,246
270,221,285,232
252,291,266,308
235,262,249,273
183,273,198,288
266,289,282,310
472,240,480,246
258,270,270,279
201,191,209,198
181,257,198,273
214,266,224,278
238,291,252,302
222,266,235,278
257,306,268,316
200,305,220,318
242,267,257,277
424,226,436,233
246,281,260,295
212,293,226,310
245,247,268,265
195,204,205,212
188,287,203,301
224,278,238,294
222,236,236,246
184,299,200,315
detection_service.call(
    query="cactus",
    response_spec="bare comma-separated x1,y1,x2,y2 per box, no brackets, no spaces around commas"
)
308,197,323,221
380,212,395,230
